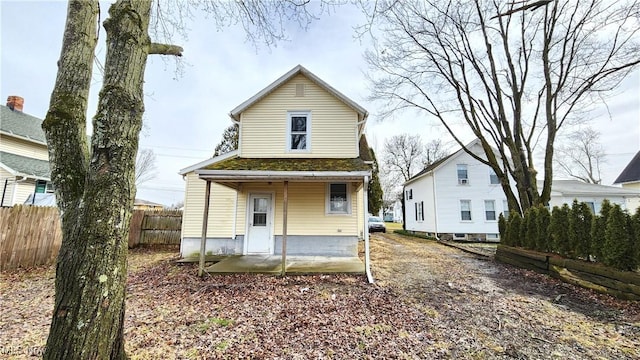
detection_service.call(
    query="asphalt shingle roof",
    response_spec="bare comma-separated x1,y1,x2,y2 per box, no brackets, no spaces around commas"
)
614,151,640,184
547,179,640,196
0,151,51,179
0,105,46,143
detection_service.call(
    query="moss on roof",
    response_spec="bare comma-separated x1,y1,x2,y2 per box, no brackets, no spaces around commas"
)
203,157,371,172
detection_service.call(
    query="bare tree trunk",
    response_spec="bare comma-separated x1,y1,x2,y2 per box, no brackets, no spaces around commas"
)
43,1,153,358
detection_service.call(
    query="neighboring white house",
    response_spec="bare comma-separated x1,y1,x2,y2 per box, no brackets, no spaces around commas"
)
403,139,516,241
383,199,403,223
0,96,54,206
403,139,640,242
613,151,640,211
547,180,640,213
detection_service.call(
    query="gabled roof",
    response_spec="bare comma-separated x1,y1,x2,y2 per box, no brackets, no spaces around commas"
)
229,65,368,122
547,179,640,197
404,139,482,186
614,151,640,184
0,105,47,144
0,151,51,179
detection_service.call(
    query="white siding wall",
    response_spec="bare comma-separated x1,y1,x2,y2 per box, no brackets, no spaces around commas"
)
434,144,511,234
0,135,49,160
405,175,436,233
0,167,16,206
548,195,629,214
240,74,359,158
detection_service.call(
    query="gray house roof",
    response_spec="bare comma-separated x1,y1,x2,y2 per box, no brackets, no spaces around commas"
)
614,151,640,185
0,151,51,179
548,179,640,197
0,105,47,144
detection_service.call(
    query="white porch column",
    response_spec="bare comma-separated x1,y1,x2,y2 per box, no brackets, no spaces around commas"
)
199,180,212,276
363,176,374,283
281,180,288,276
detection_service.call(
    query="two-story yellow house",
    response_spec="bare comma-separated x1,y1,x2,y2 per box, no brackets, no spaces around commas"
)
1,96,53,206
179,65,373,275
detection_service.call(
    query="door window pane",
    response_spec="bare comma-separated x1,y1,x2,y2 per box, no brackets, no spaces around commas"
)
253,213,267,226
254,198,268,212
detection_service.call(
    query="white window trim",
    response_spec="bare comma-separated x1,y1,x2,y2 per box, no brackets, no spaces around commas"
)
489,169,500,185
460,199,472,222
326,182,351,215
457,164,469,185
286,110,311,153
484,199,497,222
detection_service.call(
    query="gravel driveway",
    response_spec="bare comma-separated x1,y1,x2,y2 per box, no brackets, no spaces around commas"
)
369,232,640,359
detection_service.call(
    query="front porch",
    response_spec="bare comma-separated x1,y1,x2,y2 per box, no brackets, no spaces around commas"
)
202,255,365,274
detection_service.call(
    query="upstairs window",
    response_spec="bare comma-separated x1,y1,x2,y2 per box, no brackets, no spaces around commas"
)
457,164,468,185
327,183,350,214
406,189,413,200
489,169,500,185
287,111,311,151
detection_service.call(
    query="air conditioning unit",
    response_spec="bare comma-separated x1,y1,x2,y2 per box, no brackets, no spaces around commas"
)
459,178,469,185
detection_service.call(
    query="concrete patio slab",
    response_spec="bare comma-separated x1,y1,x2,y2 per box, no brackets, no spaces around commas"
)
204,255,364,275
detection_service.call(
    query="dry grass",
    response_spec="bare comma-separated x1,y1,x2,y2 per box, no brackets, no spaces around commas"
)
1,237,639,359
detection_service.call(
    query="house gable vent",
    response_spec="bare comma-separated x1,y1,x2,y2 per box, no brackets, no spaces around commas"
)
295,83,305,97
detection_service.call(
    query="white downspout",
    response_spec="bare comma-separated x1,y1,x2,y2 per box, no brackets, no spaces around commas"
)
363,175,374,283
432,174,440,241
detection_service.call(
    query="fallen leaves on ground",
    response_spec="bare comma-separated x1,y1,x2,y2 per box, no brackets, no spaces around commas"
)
1,235,639,359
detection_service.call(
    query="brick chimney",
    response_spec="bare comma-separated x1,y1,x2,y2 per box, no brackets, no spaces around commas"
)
6,96,24,112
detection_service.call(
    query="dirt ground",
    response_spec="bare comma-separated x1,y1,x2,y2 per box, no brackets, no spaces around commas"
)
1,233,639,359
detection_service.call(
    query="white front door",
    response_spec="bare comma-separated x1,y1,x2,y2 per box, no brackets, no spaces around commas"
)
246,194,272,254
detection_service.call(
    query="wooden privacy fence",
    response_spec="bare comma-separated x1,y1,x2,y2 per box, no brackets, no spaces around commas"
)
1,207,182,270
0,205,62,271
128,210,182,247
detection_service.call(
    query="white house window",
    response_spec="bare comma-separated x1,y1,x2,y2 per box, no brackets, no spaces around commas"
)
406,189,413,200
485,200,496,221
287,111,311,151
457,164,468,185
417,201,424,221
585,201,596,213
503,200,509,218
327,183,350,214
460,200,472,221
489,169,500,185
35,180,54,194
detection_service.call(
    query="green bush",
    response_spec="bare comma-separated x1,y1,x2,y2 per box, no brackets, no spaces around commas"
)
507,212,522,247
550,204,570,256
519,210,528,248
536,205,551,252
569,200,593,260
524,207,539,250
603,204,637,271
632,207,640,266
591,199,612,261
498,213,508,245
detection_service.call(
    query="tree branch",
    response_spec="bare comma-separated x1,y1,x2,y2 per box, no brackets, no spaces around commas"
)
149,43,183,56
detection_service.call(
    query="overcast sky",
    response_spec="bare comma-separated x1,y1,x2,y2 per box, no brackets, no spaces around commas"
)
2,1,639,206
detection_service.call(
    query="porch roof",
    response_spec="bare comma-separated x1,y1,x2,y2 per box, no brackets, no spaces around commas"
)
195,157,371,182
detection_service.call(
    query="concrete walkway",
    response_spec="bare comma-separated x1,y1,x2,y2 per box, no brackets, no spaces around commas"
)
204,255,365,275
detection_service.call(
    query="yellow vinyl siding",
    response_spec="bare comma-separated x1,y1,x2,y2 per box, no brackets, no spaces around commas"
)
238,182,359,236
240,74,358,158
0,135,49,160
181,172,237,238
13,179,36,205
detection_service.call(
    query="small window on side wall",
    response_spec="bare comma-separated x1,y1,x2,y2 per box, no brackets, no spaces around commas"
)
489,169,500,185
327,183,350,214
457,164,468,185
460,200,472,221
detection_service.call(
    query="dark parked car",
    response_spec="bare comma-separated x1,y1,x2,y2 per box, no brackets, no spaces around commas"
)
368,216,386,233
